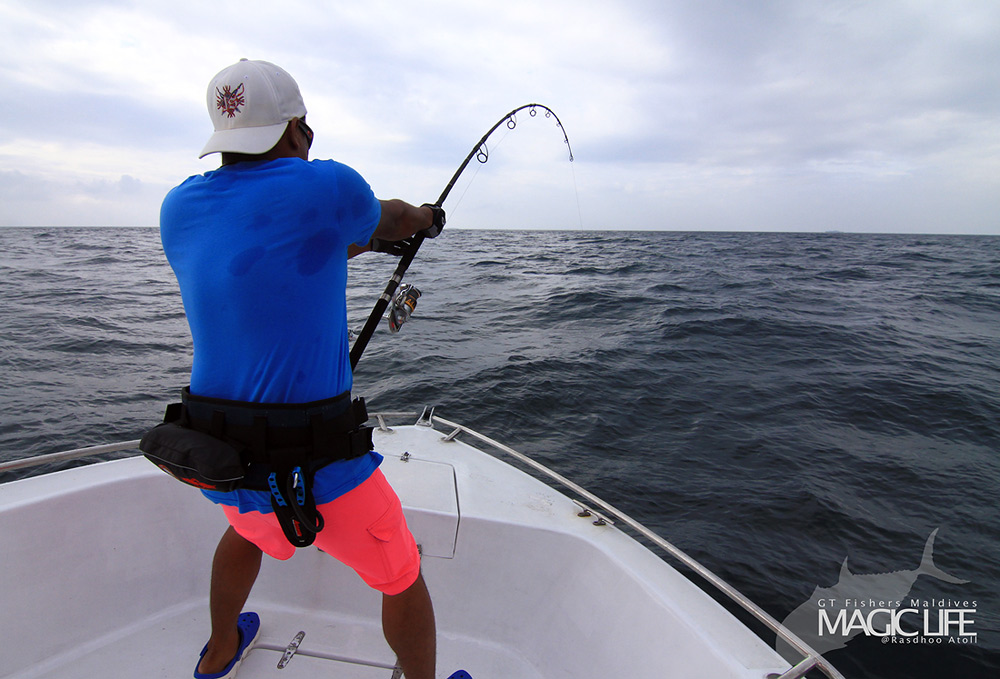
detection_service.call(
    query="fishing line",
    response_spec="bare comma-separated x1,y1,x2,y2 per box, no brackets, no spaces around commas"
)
350,103,574,369
447,126,514,217
569,159,585,230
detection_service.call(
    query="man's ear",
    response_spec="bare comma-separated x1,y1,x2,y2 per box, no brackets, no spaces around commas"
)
270,120,305,159
287,118,309,158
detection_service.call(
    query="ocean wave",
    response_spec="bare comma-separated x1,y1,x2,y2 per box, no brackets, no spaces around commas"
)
3,227,1000,675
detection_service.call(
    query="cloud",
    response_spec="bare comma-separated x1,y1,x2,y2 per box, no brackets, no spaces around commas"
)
0,167,158,226
0,0,997,232
617,1,1000,171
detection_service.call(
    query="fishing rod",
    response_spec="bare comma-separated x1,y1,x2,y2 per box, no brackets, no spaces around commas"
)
349,103,574,369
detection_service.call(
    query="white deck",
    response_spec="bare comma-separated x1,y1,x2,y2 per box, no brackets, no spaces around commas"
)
1,423,793,679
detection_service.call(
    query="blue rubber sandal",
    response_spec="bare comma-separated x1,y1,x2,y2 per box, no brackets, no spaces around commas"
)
193,612,261,679
447,672,473,679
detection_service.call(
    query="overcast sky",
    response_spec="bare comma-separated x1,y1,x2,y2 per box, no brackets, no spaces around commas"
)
1,0,998,233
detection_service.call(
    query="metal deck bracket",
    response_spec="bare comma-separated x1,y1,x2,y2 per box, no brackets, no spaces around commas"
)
416,406,435,427
277,631,305,669
573,500,615,527
771,655,821,679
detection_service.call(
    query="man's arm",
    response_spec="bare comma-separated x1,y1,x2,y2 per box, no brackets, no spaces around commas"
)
348,200,432,258
375,199,434,242
349,200,442,258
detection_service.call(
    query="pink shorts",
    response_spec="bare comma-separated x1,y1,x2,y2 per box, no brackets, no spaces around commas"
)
222,469,420,595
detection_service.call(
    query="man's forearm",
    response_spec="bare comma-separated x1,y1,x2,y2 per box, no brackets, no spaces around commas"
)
375,199,433,241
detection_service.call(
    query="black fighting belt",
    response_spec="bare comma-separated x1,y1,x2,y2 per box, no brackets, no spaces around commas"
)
141,388,373,548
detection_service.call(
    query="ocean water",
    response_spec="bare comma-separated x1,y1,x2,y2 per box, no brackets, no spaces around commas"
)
1,227,998,678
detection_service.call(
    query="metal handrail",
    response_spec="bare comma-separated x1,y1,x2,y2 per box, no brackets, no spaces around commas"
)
1,413,842,679
423,412,845,679
0,440,141,473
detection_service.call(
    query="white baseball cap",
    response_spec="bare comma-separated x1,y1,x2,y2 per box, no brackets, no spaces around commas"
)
199,59,307,159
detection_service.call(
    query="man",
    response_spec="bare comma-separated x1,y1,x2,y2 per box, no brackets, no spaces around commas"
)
160,59,451,679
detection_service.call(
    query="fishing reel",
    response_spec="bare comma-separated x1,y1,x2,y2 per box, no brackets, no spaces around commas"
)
388,283,421,333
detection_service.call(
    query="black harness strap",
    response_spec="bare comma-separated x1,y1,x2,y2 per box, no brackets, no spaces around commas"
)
267,464,324,547
177,388,374,548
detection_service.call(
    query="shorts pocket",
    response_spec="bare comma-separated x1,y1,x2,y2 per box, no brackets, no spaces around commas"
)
366,502,416,579
367,501,403,542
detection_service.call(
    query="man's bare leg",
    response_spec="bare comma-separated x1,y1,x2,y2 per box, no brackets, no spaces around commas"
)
197,526,263,674
382,572,436,679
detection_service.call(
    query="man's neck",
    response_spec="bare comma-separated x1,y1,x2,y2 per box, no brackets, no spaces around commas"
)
221,150,284,166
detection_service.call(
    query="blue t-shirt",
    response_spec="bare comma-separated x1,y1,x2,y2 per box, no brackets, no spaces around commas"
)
160,157,382,513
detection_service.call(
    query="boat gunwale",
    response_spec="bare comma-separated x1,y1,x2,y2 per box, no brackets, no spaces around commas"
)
1,411,843,679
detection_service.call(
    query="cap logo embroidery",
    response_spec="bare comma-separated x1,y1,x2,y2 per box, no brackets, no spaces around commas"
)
216,83,246,118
